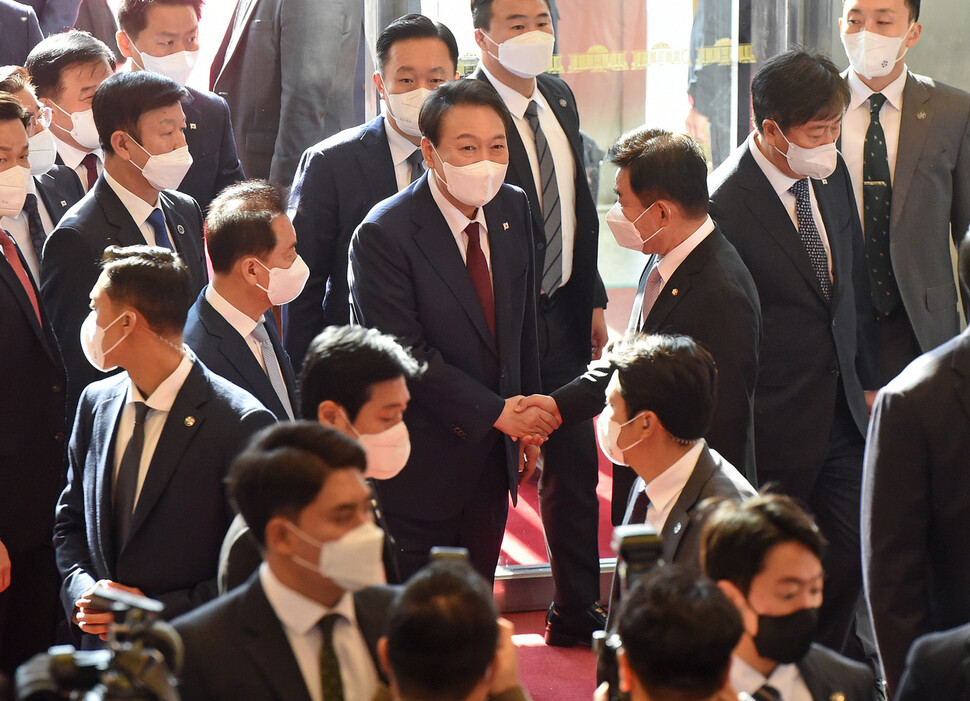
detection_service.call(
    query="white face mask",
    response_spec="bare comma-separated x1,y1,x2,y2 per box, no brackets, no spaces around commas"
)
484,30,555,79
80,310,129,372
255,254,310,305
431,143,507,208
385,87,432,138
285,520,386,592
772,128,838,180
50,101,101,150
0,165,30,218
28,128,58,175
606,201,664,251
841,27,911,80
347,413,411,481
130,38,199,87
126,133,193,191
595,403,644,467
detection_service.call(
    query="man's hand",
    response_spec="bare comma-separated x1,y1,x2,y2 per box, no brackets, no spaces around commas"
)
0,539,10,592
490,618,521,695
518,442,541,485
74,580,145,640
685,106,710,142
592,307,609,361
495,396,560,442
514,394,562,445
593,682,610,701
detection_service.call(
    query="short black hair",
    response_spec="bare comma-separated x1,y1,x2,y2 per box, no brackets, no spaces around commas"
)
618,566,742,700
386,560,498,701
0,92,30,128
418,79,512,147
702,494,827,597
228,421,367,547
300,325,423,421
608,127,709,219
751,49,849,135
843,0,919,21
25,30,116,100
117,0,204,38
206,180,287,274
612,334,717,443
92,70,188,155
375,13,459,75
100,245,191,335
471,0,551,30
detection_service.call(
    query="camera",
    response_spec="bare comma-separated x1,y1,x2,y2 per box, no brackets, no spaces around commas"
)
15,587,183,701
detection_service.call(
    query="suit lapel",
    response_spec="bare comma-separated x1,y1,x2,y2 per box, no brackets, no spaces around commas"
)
216,0,260,86
536,76,585,181
891,73,933,230
95,177,146,248
0,240,57,360
660,446,715,563
95,383,128,575
357,118,399,203
629,256,655,334
484,197,526,362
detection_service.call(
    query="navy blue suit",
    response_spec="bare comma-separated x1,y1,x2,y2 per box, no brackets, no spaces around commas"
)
53,360,275,627
19,0,79,35
0,0,42,65
40,176,207,419
184,287,298,422
180,87,246,212
286,115,397,368
894,623,970,701
349,176,541,581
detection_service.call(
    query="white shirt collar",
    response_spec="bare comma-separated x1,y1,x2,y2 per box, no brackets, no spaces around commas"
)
52,133,103,170
128,346,195,413
643,440,704,530
847,66,907,112
747,131,802,199
427,164,489,240
103,168,159,225
205,284,261,339
381,112,421,168
656,216,715,284
479,62,539,119
730,654,806,698
259,562,358,637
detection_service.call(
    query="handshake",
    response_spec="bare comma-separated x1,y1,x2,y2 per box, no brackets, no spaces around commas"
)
494,394,563,446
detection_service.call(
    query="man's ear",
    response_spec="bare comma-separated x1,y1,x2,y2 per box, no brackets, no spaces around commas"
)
317,400,342,427
265,516,295,555
377,636,392,676
617,648,633,694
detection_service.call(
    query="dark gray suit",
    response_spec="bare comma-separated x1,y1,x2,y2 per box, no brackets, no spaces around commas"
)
179,86,246,212
0,0,42,65
894,623,970,701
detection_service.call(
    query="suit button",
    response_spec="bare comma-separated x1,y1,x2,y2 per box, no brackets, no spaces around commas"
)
500,368,507,379
536,241,545,250
830,366,839,376
54,432,65,442
52,384,62,393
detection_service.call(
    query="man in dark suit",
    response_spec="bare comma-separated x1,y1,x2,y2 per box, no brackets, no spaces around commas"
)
210,0,362,186
0,0,42,66
349,80,554,584
26,30,115,193
469,0,609,646
709,49,871,652
18,0,79,36
184,180,300,422
116,0,245,211
861,232,970,693
53,245,274,641
838,0,970,388
41,70,207,418
174,421,397,701
705,495,878,701
0,93,66,676
286,13,459,368
893,622,970,701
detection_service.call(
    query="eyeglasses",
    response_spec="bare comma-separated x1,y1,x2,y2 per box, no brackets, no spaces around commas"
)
28,105,53,131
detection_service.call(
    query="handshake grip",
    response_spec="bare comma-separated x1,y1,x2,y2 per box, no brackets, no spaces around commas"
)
493,394,562,445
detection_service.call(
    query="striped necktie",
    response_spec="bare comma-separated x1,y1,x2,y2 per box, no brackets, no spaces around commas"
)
524,99,563,296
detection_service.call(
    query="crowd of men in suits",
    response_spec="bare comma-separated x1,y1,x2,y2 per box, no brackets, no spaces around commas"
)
2,0,970,698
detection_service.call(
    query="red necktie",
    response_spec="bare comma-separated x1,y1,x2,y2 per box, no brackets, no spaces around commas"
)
81,152,99,191
0,228,42,325
464,222,495,337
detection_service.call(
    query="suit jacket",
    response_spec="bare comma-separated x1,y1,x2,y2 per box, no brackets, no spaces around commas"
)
40,176,207,418
861,327,970,692
797,644,878,701
0,0,42,65
894,622,970,701
471,69,607,376
34,165,85,235
72,0,120,62
53,360,275,624
184,287,298,422
174,572,397,701
210,0,362,185
348,176,542,520
179,86,246,212
709,141,870,498
286,115,397,367
19,0,78,35
0,235,66,553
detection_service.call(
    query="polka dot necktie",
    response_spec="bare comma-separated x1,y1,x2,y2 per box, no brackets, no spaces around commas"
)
789,179,832,302
863,92,900,315
318,613,345,701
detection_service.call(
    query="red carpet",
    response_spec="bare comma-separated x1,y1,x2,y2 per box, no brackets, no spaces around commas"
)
508,610,598,701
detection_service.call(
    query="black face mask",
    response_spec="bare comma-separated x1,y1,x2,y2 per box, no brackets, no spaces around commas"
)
750,605,819,664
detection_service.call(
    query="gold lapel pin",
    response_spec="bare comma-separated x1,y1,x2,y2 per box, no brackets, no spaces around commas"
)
829,694,846,701
917,111,927,120
503,222,509,230
671,288,679,296
184,416,196,427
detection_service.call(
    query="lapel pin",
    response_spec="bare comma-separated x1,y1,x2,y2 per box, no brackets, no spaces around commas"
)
559,98,567,107
177,224,185,234
917,111,927,120
673,522,682,534
829,694,846,701
671,288,679,296
189,123,197,130
184,416,196,427
60,200,67,206
503,222,509,230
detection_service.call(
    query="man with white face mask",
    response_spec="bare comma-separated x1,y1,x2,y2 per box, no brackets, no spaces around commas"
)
116,0,245,211
25,30,115,194
286,14,460,370
0,66,85,280
710,49,872,655
41,70,208,422
838,0,970,389
174,421,399,701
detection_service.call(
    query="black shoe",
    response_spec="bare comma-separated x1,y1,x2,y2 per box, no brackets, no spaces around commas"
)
543,602,608,648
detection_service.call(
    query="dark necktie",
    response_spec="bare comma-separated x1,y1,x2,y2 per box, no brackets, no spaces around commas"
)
789,179,832,301
251,321,295,419
146,208,173,250
23,193,46,264
114,401,149,550
627,484,650,524
464,222,495,337
319,613,345,701
751,684,781,701
0,227,41,324
524,100,563,296
80,152,99,191
863,92,900,315
638,264,663,330
406,149,424,185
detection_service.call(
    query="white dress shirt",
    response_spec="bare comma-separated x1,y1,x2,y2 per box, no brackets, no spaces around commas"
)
748,132,833,279
428,166,493,285
0,176,55,281
205,284,287,379
842,68,907,225
635,440,704,534
52,134,102,193
113,348,194,509
381,110,425,192
730,655,812,701
103,169,170,247
259,563,378,701
479,62,577,288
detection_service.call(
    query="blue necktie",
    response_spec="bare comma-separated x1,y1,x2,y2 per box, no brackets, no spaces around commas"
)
23,193,46,263
146,208,172,250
